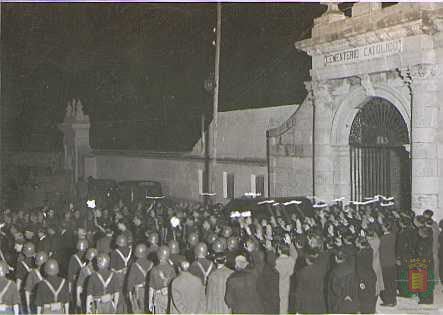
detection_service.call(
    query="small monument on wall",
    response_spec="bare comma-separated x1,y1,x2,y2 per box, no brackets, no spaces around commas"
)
58,99,91,183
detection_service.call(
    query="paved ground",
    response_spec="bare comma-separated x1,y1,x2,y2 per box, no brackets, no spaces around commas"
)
376,283,443,314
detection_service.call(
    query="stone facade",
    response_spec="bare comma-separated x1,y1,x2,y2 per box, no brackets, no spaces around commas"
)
270,3,443,219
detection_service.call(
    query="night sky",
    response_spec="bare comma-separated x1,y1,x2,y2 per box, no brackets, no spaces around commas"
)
1,3,325,152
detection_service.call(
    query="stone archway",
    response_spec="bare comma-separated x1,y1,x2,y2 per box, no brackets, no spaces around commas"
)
330,84,411,147
347,96,411,209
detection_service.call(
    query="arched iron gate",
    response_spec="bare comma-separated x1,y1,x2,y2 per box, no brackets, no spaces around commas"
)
349,97,411,209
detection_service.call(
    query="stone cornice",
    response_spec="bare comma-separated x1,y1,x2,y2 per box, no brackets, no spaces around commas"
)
296,19,423,56
295,4,443,56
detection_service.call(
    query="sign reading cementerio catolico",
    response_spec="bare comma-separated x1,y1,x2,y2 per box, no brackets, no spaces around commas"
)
324,39,403,66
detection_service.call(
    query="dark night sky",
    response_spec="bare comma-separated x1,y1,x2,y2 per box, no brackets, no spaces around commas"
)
1,3,325,152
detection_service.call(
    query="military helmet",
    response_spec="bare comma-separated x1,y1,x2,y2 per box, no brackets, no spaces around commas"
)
168,240,180,255
157,246,170,261
0,261,8,277
85,248,98,262
227,237,239,251
96,253,110,270
115,234,128,248
44,259,59,276
23,242,35,258
187,232,199,247
77,239,89,252
207,233,218,245
194,242,208,258
134,244,148,259
148,232,159,245
222,226,233,238
35,251,48,267
212,238,227,253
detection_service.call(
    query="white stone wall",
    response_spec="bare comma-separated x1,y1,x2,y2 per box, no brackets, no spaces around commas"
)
84,153,267,204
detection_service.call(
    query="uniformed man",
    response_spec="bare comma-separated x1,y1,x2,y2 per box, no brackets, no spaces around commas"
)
184,232,199,263
148,246,176,314
24,251,48,314
0,261,19,315
16,242,35,294
76,248,97,313
68,239,88,309
86,253,119,314
109,234,132,313
168,240,186,272
189,242,214,287
127,244,153,314
34,259,70,315
225,237,240,270
146,232,160,264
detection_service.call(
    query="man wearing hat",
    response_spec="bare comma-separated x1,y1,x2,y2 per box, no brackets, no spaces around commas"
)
206,252,234,314
225,255,264,314
327,250,359,313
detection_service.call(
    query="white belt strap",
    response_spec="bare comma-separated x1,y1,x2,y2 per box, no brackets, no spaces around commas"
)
43,279,65,302
197,261,213,286
116,248,132,267
96,272,113,295
73,254,85,268
0,281,11,303
21,261,31,273
134,262,147,278
34,269,43,282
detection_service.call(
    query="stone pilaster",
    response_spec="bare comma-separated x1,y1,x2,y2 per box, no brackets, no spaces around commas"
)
312,80,334,201
401,64,441,216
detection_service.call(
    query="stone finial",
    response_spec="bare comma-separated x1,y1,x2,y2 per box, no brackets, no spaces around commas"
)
76,99,85,121
65,101,73,119
315,2,346,25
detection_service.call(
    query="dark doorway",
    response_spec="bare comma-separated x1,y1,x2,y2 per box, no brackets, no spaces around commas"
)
349,97,411,210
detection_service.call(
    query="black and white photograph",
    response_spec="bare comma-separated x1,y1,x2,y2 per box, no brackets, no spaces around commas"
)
1,1,443,314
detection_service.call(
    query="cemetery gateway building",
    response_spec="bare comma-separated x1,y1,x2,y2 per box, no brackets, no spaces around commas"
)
269,3,443,219
80,3,443,219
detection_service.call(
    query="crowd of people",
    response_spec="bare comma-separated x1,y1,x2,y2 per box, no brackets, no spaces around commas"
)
0,194,441,314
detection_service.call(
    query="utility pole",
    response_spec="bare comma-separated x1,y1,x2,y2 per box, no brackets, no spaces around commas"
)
210,2,222,203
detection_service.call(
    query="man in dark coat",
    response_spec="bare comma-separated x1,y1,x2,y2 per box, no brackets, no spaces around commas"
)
396,217,417,297
416,227,434,304
379,221,397,306
295,249,327,314
327,250,359,314
225,255,264,314
355,237,377,314
258,249,279,314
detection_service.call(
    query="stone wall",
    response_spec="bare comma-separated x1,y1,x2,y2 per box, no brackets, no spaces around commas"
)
84,105,294,204
85,152,267,204
269,95,313,197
